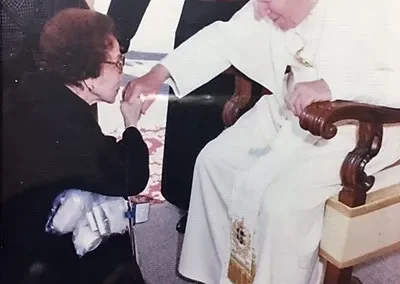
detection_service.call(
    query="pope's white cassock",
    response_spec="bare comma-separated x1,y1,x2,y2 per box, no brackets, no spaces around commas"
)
159,0,400,283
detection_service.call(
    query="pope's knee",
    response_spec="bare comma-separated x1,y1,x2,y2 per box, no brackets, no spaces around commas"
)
261,188,300,218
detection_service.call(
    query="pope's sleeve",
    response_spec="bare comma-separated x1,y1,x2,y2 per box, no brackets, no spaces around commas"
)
160,2,257,97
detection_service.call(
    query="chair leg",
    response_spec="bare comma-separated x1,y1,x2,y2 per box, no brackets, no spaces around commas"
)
323,262,353,284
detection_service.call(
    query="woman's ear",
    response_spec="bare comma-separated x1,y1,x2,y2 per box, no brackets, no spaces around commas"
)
83,78,96,92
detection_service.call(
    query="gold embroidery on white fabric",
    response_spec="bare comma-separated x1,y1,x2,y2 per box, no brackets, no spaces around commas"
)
228,219,256,284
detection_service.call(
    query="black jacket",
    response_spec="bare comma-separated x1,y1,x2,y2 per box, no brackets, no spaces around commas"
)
2,72,149,202
1,72,149,283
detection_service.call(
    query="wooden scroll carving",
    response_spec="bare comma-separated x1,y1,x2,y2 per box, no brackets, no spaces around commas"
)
299,100,400,207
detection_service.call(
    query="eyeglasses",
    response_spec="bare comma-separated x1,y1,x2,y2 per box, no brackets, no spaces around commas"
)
104,53,125,73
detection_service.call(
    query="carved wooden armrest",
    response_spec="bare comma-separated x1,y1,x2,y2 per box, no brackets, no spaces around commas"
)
222,73,253,126
222,67,272,127
299,100,400,207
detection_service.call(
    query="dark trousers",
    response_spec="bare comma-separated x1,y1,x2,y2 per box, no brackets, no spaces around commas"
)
1,234,144,284
161,78,235,210
161,0,248,210
1,189,145,284
107,0,151,53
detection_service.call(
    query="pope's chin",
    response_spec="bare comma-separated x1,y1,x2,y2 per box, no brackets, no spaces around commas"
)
275,18,297,32
276,23,292,32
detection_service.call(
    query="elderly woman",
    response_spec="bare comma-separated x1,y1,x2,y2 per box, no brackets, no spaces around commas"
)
1,9,148,284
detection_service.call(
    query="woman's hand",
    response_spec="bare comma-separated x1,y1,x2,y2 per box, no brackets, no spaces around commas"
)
120,97,143,128
122,64,170,114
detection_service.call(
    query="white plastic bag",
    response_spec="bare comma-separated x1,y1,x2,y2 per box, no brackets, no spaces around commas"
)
45,189,91,234
72,217,103,257
46,189,130,257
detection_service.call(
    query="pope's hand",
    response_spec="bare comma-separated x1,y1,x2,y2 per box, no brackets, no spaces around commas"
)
122,64,170,114
286,79,332,116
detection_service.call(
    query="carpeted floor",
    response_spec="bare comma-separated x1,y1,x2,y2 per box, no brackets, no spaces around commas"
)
136,203,400,284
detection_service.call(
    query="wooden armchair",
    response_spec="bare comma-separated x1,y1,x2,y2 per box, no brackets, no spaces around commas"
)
222,72,400,284
299,101,400,284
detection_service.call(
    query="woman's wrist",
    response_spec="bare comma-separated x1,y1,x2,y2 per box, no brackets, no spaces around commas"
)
124,119,138,129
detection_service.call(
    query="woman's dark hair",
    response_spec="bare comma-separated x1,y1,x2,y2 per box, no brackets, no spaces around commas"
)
38,8,116,86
